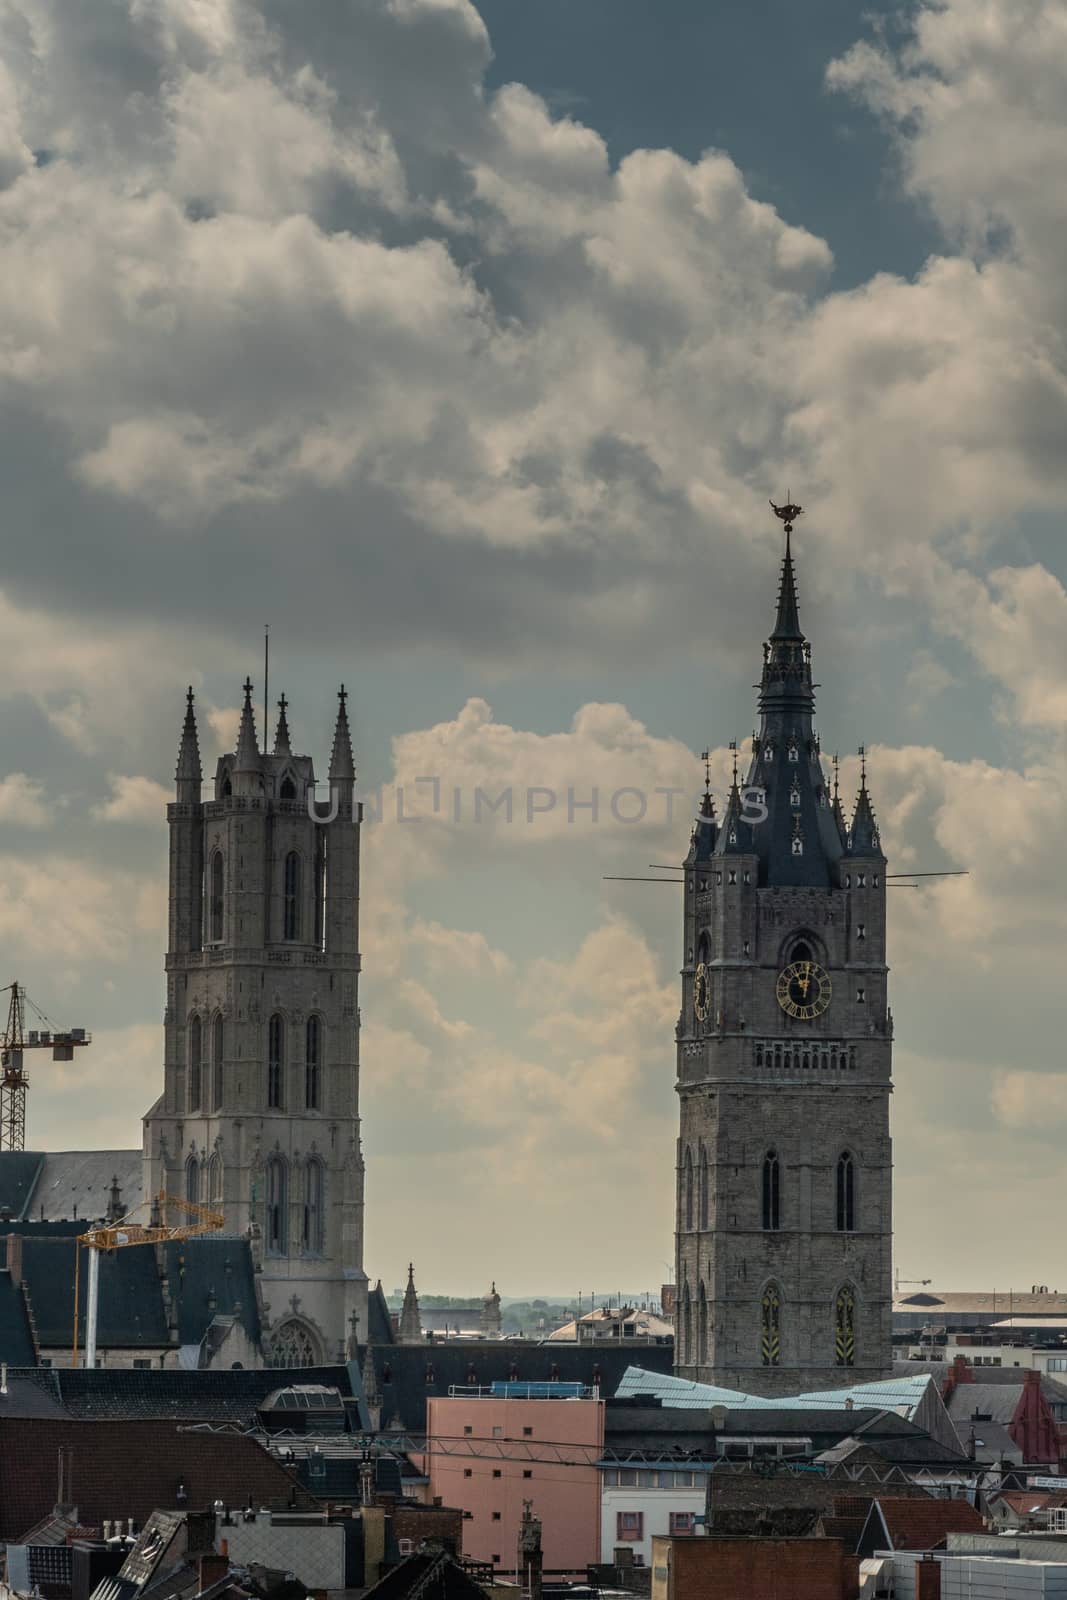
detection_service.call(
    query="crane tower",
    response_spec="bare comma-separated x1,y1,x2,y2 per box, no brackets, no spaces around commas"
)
0,981,92,1151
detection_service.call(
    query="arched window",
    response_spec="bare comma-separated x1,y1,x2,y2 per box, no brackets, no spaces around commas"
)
207,1151,222,1208
761,1282,781,1366
305,1015,322,1110
212,1013,224,1111
185,1154,200,1205
283,851,301,941
836,1152,856,1232
303,1158,324,1254
699,1146,709,1230
266,1155,288,1255
790,938,813,965
268,1014,285,1109
188,1016,202,1111
684,1148,694,1231
210,852,224,943
280,773,296,801
762,1150,781,1231
313,832,326,952
697,1281,708,1365
681,1284,691,1364
835,1285,856,1367
269,1319,318,1368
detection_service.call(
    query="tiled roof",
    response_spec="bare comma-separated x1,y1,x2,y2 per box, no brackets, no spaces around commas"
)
370,1342,672,1433
866,1495,985,1551
0,1362,355,1421
946,1383,1020,1425
33,1152,143,1223
0,1419,317,1539
161,1239,260,1348
0,1269,37,1364
23,1235,168,1348
362,1551,487,1600
0,1154,44,1221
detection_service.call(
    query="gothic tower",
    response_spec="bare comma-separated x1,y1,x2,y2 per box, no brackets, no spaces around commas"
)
143,680,367,1365
674,506,892,1394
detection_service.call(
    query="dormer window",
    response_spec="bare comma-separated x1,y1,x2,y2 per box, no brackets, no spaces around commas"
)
728,829,737,845
728,870,736,885
857,924,866,941
857,988,866,1003
790,785,801,808
743,871,751,884
764,745,775,763
791,837,803,856
857,872,866,887
787,742,799,763
873,875,880,889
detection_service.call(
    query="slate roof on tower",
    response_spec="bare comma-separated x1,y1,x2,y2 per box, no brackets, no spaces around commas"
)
727,524,849,887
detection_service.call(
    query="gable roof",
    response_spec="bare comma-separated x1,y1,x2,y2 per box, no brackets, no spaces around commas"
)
860,1496,985,1553
0,1154,44,1221
361,1551,487,1600
0,1419,316,1539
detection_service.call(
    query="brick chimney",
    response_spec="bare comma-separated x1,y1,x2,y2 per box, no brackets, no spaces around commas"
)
198,1554,229,1590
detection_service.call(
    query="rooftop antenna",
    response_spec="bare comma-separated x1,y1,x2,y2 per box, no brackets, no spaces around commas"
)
263,625,270,736
700,749,712,795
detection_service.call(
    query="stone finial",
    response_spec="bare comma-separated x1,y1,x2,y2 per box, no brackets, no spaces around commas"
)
329,685,355,786
398,1262,422,1343
234,677,260,770
273,693,291,757
175,686,202,802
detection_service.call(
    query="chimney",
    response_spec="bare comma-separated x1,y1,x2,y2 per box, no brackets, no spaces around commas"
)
1,1363,8,1395
6,1233,22,1285
198,1555,230,1590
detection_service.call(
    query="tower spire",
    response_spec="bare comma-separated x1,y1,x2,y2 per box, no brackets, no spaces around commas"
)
849,745,884,856
399,1262,422,1343
769,496,804,640
274,693,291,757
235,677,260,770
329,684,355,785
175,686,202,802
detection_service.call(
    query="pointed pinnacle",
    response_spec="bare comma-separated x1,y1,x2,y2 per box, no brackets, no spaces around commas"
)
329,683,355,783
176,686,202,785
274,693,291,757
235,677,260,768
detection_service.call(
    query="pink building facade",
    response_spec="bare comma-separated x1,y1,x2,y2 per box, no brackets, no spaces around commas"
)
424,1387,604,1575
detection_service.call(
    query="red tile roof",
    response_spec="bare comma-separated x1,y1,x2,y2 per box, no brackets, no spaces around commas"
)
874,1497,985,1551
0,1419,316,1540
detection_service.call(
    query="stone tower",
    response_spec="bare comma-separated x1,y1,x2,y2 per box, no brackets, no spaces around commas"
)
674,507,892,1394
143,680,367,1365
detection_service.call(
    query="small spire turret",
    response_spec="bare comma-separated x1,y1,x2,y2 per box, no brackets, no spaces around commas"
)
274,693,291,757
399,1262,422,1343
175,686,202,803
329,685,355,787
849,746,884,856
234,677,260,770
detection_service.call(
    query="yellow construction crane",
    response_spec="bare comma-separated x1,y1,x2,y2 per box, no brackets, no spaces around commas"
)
73,1190,224,1368
0,980,91,1151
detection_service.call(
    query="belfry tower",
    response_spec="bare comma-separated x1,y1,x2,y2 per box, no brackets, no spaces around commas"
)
143,681,367,1365
674,504,892,1394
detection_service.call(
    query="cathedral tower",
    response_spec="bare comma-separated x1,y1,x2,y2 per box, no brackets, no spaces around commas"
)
143,681,366,1365
674,505,892,1394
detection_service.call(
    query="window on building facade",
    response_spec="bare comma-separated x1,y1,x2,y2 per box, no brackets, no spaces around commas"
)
207,1151,222,1208
185,1154,199,1205
761,1150,781,1231
835,1285,856,1367
210,851,224,943
266,1155,288,1254
699,1147,709,1230
283,851,301,941
268,1013,285,1108
669,1513,696,1535
302,1157,324,1254
269,1319,316,1366
212,1012,224,1110
616,1513,643,1542
698,1281,708,1365
684,1147,694,1231
836,1152,856,1232
314,832,326,951
305,1014,322,1110
681,1285,691,1364
188,1015,202,1110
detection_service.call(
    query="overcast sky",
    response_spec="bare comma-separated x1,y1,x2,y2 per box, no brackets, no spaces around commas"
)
1,0,1065,1296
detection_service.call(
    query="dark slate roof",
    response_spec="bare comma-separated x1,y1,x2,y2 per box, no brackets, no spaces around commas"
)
25,1151,142,1223
604,1403,967,1467
0,1153,44,1221
0,1419,316,1539
362,1551,487,1600
0,1362,356,1422
0,1270,36,1364
161,1239,261,1348
366,1282,395,1347
369,1341,673,1433
23,1234,169,1349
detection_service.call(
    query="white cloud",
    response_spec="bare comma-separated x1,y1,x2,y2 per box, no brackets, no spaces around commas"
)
0,772,49,826
93,773,172,824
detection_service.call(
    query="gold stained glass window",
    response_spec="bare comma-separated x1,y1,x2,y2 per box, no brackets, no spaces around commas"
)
835,1285,856,1367
761,1282,780,1366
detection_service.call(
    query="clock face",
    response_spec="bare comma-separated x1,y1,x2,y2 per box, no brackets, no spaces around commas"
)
693,962,710,1022
776,959,832,1020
